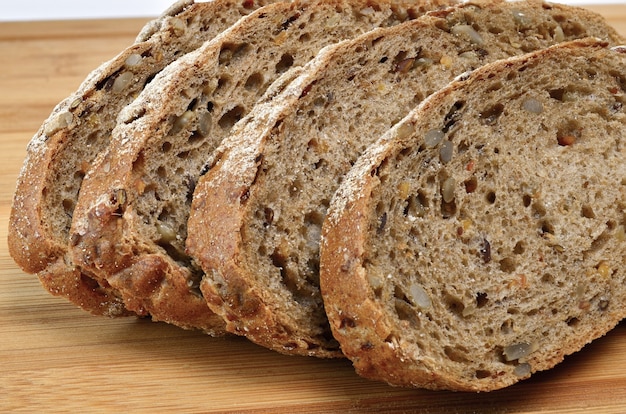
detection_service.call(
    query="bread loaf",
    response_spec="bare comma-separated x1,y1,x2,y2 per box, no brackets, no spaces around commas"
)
7,0,277,318
68,0,448,336
320,39,626,391
187,0,624,354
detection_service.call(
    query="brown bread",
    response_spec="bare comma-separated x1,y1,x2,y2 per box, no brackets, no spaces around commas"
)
8,0,277,318
187,0,624,354
321,40,626,391
69,0,449,338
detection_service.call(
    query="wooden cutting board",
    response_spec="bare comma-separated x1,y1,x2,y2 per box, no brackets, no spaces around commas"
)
2,5,626,413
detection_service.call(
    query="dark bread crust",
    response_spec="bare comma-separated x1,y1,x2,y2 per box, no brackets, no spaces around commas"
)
321,40,626,391
69,0,443,336
8,0,274,318
188,0,624,357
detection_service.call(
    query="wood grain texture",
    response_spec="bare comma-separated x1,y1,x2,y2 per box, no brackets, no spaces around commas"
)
2,7,626,413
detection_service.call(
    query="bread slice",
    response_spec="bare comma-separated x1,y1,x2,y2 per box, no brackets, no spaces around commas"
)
322,39,626,391
68,0,448,337
187,0,625,354
7,0,278,319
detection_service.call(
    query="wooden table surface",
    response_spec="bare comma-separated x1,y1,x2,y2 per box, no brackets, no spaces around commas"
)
2,4,626,413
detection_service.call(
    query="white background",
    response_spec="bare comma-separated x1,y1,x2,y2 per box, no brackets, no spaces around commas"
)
0,0,623,22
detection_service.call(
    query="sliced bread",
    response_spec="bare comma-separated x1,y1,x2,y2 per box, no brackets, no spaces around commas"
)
187,0,624,354
7,0,277,318
320,39,626,391
68,0,448,337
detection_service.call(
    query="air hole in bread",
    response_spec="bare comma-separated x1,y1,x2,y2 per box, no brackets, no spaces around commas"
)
457,140,471,154
85,131,98,146
170,111,195,136
183,174,195,205
162,141,172,152
499,257,517,273
177,150,189,159
475,370,492,380
444,293,465,317
157,208,170,222
377,212,387,235
443,100,465,132
140,47,153,58
215,75,231,94
607,220,617,231
244,72,264,91
394,299,419,326
275,53,295,74
486,190,496,204
598,298,610,312
270,248,304,302
304,209,323,230
289,178,303,197
188,129,204,145
307,138,321,151
485,81,504,93
480,103,504,125
262,207,274,227
306,257,320,280
587,231,611,256
559,20,586,38
548,88,566,101
375,200,386,215
123,107,146,125
404,191,428,218
398,147,412,159
522,194,532,208
532,201,546,217
445,346,470,363
566,316,580,327
383,334,396,345
501,319,514,334
476,292,489,308
218,42,251,65
339,317,356,329
513,241,525,255
585,67,598,80
412,91,425,105
480,238,492,263
63,198,75,216
95,69,120,92
157,166,166,179
186,98,199,112
581,204,596,219
541,220,555,235
218,105,244,130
